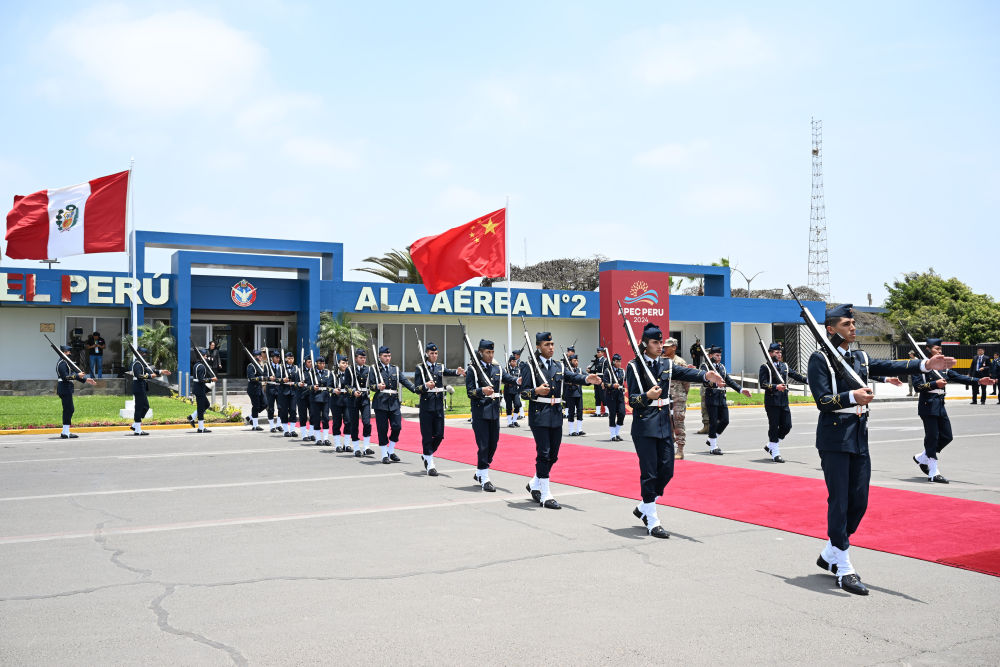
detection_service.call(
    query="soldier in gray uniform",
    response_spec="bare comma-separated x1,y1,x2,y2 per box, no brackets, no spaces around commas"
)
369,345,417,464
466,339,515,491
130,346,171,435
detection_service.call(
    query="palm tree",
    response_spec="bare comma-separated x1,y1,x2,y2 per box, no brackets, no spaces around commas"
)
318,312,368,359
355,248,422,283
125,322,176,368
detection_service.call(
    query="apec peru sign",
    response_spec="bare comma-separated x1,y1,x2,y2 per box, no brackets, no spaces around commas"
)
598,269,670,365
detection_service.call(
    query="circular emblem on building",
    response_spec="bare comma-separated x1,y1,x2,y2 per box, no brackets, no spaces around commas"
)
624,280,658,306
231,279,257,307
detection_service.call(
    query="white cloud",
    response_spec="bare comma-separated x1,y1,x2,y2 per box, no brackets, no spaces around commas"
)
634,140,708,168
627,22,775,85
45,6,265,112
281,137,359,169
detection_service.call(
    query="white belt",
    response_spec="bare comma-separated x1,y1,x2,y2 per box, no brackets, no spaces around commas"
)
650,398,672,407
532,397,560,405
379,389,398,395
928,389,945,395
832,407,869,415
426,388,445,393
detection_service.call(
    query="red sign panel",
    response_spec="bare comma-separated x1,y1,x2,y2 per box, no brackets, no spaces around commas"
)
599,269,670,366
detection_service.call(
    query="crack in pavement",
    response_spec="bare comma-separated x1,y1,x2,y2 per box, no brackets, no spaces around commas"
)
866,632,1000,666
68,497,152,579
150,585,248,667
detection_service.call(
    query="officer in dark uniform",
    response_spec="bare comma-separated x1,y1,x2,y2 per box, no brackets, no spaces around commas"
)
700,346,751,454
519,332,602,509
588,347,609,418
369,345,417,463
809,304,954,595
626,323,716,537
759,342,808,463
277,350,300,437
310,356,332,445
911,338,993,483
297,356,316,442
263,349,282,432
564,354,585,436
330,355,353,451
130,347,171,435
990,352,1000,398
245,349,268,431
56,345,96,438
187,348,214,433
503,354,523,428
414,342,464,476
348,348,374,456
970,346,989,404
466,339,515,491
605,353,627,441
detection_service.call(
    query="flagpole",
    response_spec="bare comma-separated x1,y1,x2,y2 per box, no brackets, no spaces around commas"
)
505,195,512,359
127,157,138,349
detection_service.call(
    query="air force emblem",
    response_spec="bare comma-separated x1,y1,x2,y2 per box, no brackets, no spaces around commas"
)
231,279,257,307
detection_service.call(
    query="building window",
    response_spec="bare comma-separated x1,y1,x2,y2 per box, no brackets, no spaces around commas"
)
65,316,126,376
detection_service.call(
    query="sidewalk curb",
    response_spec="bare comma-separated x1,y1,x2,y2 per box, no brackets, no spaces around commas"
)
0,422,245,436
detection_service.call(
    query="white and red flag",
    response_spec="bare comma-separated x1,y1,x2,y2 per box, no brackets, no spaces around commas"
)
4,170,129,260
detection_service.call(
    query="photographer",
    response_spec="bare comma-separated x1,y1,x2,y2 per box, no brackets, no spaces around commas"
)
85,331,105,379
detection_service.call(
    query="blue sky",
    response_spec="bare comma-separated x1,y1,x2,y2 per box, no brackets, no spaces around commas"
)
1,1,997,304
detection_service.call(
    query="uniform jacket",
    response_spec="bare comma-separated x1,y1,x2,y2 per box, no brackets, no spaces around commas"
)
368,363,416,411
297,365,315,400
627,356,706,439
56,359,87,396
700,361,743,406
912,368,977,417
131,359,164,395
415,362,460,413
603,366,626,400
502,363,522,397
278,363,300,396
807,349,924,453
348,364,370,403
518,354,589,427
562,363,583,399
247,360,267,392
758,360,808,408
191,362,211,394
311,368,331,403
466,360,516,421
329,367,353,406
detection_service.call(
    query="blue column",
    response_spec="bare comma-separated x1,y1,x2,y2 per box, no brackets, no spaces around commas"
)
171,252,191,390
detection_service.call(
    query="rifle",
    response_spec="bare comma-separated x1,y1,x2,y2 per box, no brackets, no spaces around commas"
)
787,285,866,390
616,300,659,390
349,337,362,392
519,315,546,388
44,334,86,376
191,344,218,381
238,339,266,377
279,348,289,384
754,327,786,387
898,321,945,382
126,339,156,378
694,338,719,376
458,318,491,389
368,333,385,387
308,347,320,389
414,327,434,386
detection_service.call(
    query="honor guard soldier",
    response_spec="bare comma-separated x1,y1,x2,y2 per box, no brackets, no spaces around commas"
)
330,355,353,451
970,346,989,404
519,332,602,509
310,356,332,445
348,348,374,456
56,344,96,438
564,354,585,436
466,339,515,491
278,350,301,437
626,324,717,537
510,348,526,420
700,346,751,454
245,349,268,431
661,338,692,459
369,345,417,463
264,349,282,432
130,347,171,435
604,353,626,441
415,342,465,476
911,338,994,483
588,347,609,417
503,354,523,428
759,342,808,463
297,356,316,442
991,352,1000,400
808,304,954,595
187,348,215,433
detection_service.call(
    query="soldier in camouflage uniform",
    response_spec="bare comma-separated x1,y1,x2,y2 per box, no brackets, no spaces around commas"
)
663,338,691,459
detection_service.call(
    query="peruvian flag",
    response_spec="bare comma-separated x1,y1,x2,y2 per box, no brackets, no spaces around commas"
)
4,170,129,260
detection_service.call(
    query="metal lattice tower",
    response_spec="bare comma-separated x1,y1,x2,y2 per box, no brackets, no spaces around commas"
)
808,118,831,302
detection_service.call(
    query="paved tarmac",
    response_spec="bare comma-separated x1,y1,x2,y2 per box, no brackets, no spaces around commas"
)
1,398,999,665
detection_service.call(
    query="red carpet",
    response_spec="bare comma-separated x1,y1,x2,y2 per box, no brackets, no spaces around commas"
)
395,425,1000,577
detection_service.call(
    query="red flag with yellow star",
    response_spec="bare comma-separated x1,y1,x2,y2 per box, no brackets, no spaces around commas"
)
409,208,506,294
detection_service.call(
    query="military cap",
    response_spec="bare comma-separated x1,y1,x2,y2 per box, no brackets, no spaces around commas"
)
567,353,578,360
378,345,390,355
316,356,326,363
536,332,552,343
828,304,854,320
508,354,517,362
284,350,294,357
664,337,678,347
708,345,722,354
425,342,438,351
478,339,494,350
566,345,576,352
270,349,280,357
252,348,262,355
59,344,72,352
768,342,782,351
355,348,367,357
138,346,150,355
925,338,943,348
641,323,662,342
612,353,622,361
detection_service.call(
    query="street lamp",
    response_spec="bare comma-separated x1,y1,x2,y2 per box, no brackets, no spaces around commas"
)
731,268,765,297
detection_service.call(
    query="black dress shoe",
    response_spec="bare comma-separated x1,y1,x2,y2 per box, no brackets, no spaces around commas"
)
576,431,586,436
282,432,291,437
252,426,264,431
816,555,838,574
632,506,648,526
389,453,400,462
482,481,496,492
913,456,930,475
526,483,541,503
197,428,212,433
289,431,298,438
134,431,149,436
508,423,518,428
428,467,438,477
649,525,669,539
709,448,723,455
930,474,949,483
354,450,362,458
772,455,785,463
837,573,869,595
364,448,375,456
382,456,391,464
187,415,195,425
344,445,354,453
335,446,344,452
542,499,561,510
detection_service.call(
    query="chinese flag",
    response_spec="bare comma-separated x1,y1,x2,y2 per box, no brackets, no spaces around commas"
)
410,208,506,294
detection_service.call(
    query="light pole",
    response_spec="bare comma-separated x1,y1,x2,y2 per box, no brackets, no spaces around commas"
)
732,268,765,297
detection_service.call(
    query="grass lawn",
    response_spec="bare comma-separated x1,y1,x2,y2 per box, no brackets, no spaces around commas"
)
0,395,236,430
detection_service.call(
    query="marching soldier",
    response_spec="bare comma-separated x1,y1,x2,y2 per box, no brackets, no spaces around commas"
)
604,353,626,441
297,356,315,442
369,345,417,464
809,304,954,595
278,350,300,437
467,339,515,491
991,352,1000,400
348,348,374,456
626,323,718,537
503,354,523,428
264,349,282,432
661,338,691,459
519,332,602,509
588,348,609,417
700,346,751,455
310,356,332,445
759,342,808,463
564,354,585,436
511,348,526,420
56,344,96,438
331,355,353,452
691,341,710,435
414,342,465,476
130,347,171,436
245,349,267,432
187,348,214,433
911,338,994,483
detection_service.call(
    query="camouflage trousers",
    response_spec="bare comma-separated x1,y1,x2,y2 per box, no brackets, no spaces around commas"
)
671,394,688,448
